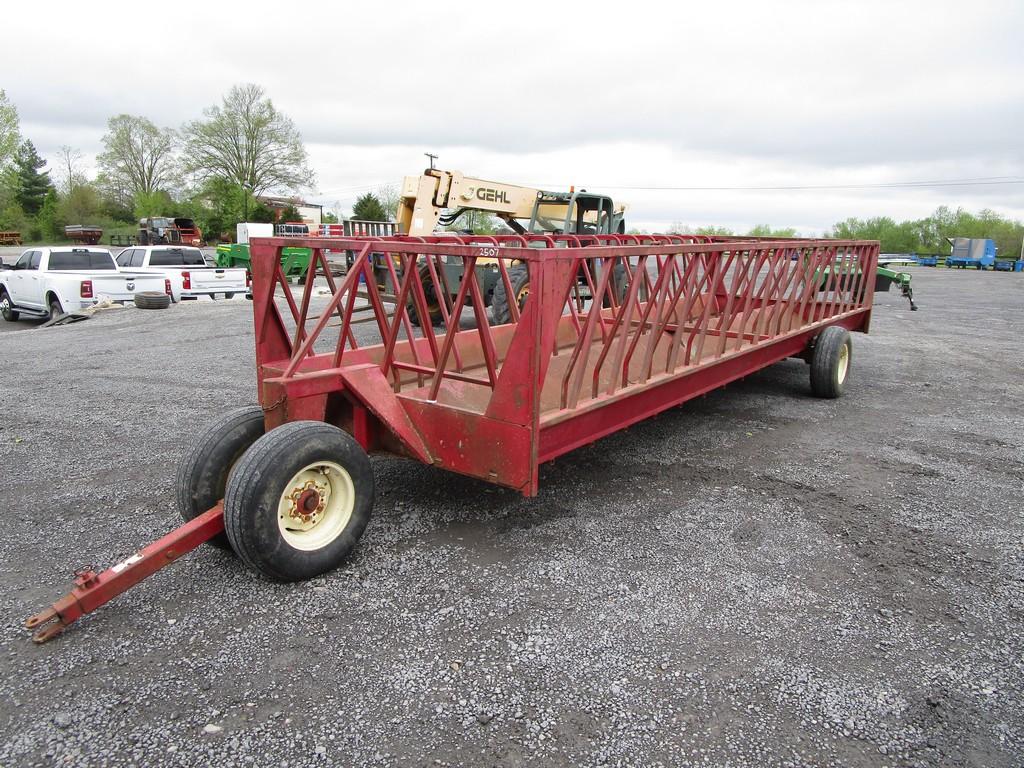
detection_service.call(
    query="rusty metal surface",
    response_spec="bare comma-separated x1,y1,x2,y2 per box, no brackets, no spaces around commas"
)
249,234,878,495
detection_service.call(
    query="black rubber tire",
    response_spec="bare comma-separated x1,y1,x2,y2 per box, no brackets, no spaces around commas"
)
224,292,235,300
810,326,852,399
0,289,18,321
224,421,375,582
175,406,266,552
407,265,444,327
490,264,530,325
48,297,63,321
134,291,171,309
602,262,629,308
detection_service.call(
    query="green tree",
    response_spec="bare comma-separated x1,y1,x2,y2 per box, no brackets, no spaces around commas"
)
97,115,177,198
182,83,314,219
747,224,798,238
322,210,339,224
134,189,176,219
352,193,388,221
58,183,104,225
695,225,734,236
0,89,20,170
12,140,53,216
37,189,62,240
278,203,302,222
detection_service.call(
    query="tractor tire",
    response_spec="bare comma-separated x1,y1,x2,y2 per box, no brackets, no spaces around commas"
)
0,289,18,321
407,266,445,327
224,421,375,582
490,265,530,325
175,406,266,552
602,263,629,308
134,291,171,309
809,326,852,399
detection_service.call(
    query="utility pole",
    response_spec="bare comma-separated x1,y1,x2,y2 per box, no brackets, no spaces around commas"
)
425,152,438,170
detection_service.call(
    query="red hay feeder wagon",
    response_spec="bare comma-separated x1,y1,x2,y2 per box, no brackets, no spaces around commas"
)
27,233,878,642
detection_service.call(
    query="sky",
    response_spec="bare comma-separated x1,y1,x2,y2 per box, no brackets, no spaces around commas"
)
2,0,1023,234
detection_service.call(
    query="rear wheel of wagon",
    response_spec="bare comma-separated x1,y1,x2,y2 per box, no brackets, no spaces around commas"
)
490,264,530,325
176,406,266,552
224,421,375,582
809,326,852,399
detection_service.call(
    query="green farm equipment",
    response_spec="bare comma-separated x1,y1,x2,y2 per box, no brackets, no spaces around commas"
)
216,221,398,281
215,242,313,279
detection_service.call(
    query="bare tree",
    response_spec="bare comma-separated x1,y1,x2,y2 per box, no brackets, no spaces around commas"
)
56,145,84,193
375,184,401,222
182,84,314,217
96,115,177,198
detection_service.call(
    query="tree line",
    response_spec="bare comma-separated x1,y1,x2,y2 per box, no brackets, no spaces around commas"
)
2,85,1022,253
665,209,1024,257
0,84,319,242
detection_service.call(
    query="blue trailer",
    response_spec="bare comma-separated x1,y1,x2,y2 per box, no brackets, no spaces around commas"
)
945,238,996,270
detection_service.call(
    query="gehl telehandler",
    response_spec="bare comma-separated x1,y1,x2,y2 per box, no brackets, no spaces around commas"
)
382,168,627,325
362,167,915,324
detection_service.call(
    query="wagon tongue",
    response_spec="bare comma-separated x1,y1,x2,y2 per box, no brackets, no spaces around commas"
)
24,504,226,644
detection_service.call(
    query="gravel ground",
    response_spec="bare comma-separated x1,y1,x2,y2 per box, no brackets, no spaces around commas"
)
0,268,1021,767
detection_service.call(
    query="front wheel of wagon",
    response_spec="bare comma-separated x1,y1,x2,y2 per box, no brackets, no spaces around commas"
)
809,326,852,399
224,421,375,582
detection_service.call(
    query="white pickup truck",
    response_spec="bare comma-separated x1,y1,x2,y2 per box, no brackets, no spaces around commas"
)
0,247,172,321
115,246,250,300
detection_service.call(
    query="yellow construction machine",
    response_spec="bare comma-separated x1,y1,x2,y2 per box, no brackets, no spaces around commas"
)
383,168,627,324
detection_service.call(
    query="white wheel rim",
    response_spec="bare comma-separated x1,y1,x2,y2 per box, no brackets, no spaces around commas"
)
277,460,355,551
837,343,850,384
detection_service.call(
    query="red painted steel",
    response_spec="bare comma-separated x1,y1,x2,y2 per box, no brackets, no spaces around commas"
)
24,233,878,644
24,504,225,643
249,234,878,496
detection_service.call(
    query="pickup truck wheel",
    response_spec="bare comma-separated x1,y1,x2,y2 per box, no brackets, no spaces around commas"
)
224,292,235,300
0,289,18,321
134,291,171,309
48,297,63,321
809,326,852,399
176,406,266,552
224,421,374,582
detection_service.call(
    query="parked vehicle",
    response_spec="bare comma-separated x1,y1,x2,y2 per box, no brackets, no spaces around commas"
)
945,237,996,270
137,217,203,247
0,247,172,321
116,246,250,300
64,225,103,245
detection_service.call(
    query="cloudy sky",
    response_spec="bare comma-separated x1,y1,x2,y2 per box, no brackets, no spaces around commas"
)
2,0,1022,233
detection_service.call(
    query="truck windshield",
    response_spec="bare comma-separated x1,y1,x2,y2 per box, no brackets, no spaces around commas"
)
48,251,116,270
150,248,206,266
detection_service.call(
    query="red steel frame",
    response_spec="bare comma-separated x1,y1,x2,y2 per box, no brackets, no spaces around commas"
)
250,234,878,496
25,233,878,643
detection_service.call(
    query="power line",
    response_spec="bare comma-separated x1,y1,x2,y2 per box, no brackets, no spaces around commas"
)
541,176,1024,192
